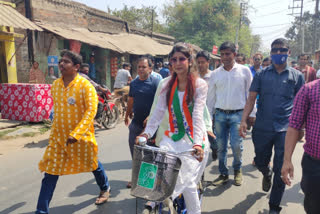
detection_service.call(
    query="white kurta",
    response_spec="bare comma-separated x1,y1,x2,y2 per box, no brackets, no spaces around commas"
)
144,78,209,214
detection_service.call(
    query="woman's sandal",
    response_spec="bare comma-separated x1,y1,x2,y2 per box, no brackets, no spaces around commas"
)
95,190,110,205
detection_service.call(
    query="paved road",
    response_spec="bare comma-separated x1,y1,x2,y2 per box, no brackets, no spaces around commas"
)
0,124,305,214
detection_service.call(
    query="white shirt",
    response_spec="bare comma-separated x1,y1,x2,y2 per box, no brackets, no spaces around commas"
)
144,77,208,147
114,69,131,88
317,69,320,79
207,62,255,119
200,70,212,85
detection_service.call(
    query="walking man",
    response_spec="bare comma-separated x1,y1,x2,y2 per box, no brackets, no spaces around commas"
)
207,41,254,186
250,53,263,77
296,54,317,83
239,38,304,214
281,78,320,214
196,50,218,161
114,62,132,97
36,50,111,214
125,56,160,188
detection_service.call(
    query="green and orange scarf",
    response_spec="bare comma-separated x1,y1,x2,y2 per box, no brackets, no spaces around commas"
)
165,78,194,143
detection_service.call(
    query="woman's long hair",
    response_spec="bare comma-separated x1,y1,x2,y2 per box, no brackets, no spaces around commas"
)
166,43,196,106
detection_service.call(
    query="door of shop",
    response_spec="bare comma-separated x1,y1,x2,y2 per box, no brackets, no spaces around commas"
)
0,41,8,83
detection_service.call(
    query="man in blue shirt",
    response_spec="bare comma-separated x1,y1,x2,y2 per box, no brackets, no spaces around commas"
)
239,38,304,214
160,62,170,78
124,56,160,188
88,55,97,82
250,53,263,77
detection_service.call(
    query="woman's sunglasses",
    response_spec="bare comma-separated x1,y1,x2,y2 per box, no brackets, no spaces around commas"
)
170,57,188,64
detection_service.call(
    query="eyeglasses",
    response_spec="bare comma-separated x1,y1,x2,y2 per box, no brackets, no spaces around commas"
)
170,57,188,64
271,48,288,53
254,58,261,61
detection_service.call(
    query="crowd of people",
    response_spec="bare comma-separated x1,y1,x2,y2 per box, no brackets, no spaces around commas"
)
34,37,320,214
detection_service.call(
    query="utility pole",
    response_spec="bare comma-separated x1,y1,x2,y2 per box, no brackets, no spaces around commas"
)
235,1,248,51
289,0,304,54
312,0,320,54
151,7,155,38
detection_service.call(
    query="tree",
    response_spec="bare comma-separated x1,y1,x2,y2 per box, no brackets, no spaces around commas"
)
162,0,260,56
107,5,165,33
285,11,320,59
108,1,261,57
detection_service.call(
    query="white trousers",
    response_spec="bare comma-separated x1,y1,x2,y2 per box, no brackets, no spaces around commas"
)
160,135,209,214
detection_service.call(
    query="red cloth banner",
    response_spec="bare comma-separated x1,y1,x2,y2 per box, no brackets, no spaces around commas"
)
0,84,53,122
69,40,82,54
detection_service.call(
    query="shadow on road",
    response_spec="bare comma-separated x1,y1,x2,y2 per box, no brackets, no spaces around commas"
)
0,202,26,214
209,164,258,179
204,182,233,197
102,160,132,172
281,182,304,206
69,178,128,198
21,198,95,214
202,192,266,214
20,196,136,214
24,139,49,149
241,164,259,179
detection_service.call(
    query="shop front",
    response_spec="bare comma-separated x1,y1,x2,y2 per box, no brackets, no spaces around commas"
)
0,1,44,120
0,1,42,83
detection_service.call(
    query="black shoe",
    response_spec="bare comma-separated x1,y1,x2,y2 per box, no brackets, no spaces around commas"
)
262,171,273,192
211,149,218,161
269,209,280,214
212,174,229,186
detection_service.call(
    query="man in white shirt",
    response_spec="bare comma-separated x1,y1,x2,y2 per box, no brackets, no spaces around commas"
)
114,63,132,97
196,50,217,161
207,41,254,186
317,69,320,79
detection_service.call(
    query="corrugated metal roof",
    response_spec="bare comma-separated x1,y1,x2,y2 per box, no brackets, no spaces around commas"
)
0,4,42,31
36,22,172,56
95,32,172,56
36,23,122,53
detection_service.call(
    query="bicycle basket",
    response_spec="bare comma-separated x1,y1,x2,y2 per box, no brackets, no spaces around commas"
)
130,145,182,202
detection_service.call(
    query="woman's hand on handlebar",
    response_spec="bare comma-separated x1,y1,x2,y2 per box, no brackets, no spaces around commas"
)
192,146,204,162
135,133,149,145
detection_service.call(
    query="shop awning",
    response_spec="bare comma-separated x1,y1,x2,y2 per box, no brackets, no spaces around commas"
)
97,32,172,56
0,3,42,31
36,22,122,53
36,22,172,56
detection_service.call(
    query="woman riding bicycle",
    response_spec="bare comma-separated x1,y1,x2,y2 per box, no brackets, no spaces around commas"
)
137,43,209,214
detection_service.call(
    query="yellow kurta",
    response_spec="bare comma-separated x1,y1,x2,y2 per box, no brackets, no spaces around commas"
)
39,74,98,175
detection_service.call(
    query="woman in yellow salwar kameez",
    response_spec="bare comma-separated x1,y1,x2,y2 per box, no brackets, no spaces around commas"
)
36,50,110,214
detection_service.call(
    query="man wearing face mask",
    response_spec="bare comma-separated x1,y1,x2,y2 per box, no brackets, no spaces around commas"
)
239,38,304,214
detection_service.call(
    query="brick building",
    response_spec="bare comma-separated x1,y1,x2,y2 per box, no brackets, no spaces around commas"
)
0,0,42,83
9,0,174,88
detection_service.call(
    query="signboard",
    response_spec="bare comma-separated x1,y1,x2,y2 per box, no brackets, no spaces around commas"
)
212,45,218,55
137,162,158,189
47,56,59,79
110,57,118,77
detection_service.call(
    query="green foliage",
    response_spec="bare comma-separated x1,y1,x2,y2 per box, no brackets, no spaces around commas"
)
108,0,261,58
163,0,238,50
163,0,260,57
285,11,320,59
108,5,165,33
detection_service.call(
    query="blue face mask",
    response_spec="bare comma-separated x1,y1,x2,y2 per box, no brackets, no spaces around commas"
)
271,54,288,65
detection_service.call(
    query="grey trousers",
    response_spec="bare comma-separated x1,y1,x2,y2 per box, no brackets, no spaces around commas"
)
128,122,144,159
